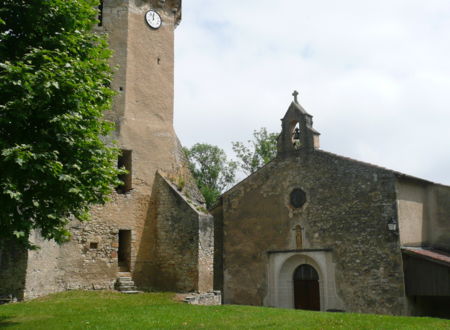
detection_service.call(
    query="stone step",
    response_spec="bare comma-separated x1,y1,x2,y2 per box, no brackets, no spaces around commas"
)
115,275,140,294
121,290,140,294
118,272,131,277
117,277,132,281
118,283,135,287
116,283,135,288
117,278,133,282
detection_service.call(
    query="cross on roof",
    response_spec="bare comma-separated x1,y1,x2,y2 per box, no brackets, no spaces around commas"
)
292,90,299,103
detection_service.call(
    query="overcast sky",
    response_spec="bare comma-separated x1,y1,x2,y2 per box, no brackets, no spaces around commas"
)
173,0,450,185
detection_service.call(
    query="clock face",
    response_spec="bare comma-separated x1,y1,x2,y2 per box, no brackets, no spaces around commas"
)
145,10,162,29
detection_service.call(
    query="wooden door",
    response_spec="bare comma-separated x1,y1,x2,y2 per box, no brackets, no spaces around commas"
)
293,264,320,311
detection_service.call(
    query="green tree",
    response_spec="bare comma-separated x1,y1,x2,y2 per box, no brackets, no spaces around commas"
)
0,0,121,248
183,144,236,208
232,127,278,175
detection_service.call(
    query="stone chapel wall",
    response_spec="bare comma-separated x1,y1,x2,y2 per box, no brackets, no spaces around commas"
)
219,149,407,314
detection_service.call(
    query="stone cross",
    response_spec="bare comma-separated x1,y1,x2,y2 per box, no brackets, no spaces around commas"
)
292,90,299,103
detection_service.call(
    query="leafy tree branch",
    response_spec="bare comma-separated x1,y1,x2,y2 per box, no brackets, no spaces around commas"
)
0,0,121,248
232,127,278,175
183,143,236,208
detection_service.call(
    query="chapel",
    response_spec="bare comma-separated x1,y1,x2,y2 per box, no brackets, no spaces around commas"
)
211,95,450,318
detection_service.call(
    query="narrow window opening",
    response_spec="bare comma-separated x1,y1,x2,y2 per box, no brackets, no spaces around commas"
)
118,230,132,272
98,1,104,27
117,149,132,193
157,57,161,65
291,122,301,150
90,242,98,249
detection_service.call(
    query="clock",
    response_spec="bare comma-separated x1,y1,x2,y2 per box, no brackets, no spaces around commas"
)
145,10,162,29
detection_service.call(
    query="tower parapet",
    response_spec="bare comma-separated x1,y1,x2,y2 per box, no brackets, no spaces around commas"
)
147,0,182,26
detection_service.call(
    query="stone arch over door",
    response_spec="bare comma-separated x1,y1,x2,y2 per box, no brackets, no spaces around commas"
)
265,250,344,311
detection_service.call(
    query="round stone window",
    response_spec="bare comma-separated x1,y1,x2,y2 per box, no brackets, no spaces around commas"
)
290,188,306,208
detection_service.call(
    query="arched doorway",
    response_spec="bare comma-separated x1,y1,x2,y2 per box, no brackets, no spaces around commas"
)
293,264,320,310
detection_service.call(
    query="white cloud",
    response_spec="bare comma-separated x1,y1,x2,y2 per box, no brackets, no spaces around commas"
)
174,0,450,185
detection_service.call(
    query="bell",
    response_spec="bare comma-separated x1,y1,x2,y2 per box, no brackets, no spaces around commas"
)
293,128,300,140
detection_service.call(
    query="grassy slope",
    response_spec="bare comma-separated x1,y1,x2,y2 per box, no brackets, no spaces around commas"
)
0,291,449,329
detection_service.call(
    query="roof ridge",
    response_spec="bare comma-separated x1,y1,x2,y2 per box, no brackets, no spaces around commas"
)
316,149,434,185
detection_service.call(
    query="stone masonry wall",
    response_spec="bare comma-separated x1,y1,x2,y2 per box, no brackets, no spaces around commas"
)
148,173,213,292
218,149,407,314
23,232,65,299
183,291,221,305
22,219,119,300
197,214,214,293
56,221,119,291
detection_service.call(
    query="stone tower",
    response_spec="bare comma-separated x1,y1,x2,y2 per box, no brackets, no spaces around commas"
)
0,0,214,300
102,0,184,182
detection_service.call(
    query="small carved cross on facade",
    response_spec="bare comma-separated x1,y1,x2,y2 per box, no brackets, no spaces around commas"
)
292,90,299,104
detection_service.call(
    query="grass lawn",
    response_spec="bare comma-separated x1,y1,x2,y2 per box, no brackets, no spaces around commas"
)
0,291,449,329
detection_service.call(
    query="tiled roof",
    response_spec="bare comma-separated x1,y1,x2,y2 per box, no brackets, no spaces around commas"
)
402,247,450,267
317,150,434,185
212,148,439,210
